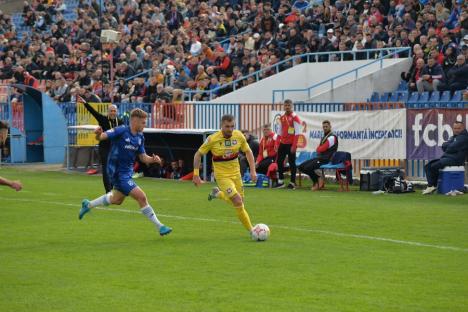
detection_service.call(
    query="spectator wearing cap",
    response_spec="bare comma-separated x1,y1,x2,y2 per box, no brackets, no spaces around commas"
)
326,28,337,44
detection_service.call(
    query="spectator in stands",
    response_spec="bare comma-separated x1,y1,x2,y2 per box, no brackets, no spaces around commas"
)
440,54,468,93
408,57,426,92
298,120,338,191
275,99,301,190
416,57,444,93
255,124,278,176
422,121,468,195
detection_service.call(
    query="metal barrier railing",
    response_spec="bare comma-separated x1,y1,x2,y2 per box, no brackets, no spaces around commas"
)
272,47,411,104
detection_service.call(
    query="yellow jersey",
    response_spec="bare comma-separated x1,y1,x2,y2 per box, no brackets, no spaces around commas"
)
198,130,251,178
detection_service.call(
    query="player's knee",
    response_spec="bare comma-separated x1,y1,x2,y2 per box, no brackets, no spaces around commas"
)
113,197,124,205
231,194,243,207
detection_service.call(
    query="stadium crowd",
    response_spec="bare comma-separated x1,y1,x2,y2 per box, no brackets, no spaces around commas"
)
0,0,466,104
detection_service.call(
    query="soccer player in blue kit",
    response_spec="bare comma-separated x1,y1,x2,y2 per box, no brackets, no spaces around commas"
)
79,108,172,236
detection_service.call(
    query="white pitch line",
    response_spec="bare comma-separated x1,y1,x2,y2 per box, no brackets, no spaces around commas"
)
2,196,467,253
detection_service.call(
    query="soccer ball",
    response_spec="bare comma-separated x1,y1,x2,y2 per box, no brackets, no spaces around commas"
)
251,224,270,241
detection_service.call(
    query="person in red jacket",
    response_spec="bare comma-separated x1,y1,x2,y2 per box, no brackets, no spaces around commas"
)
256,124,278,175
298,120,338,191
275,99,301,189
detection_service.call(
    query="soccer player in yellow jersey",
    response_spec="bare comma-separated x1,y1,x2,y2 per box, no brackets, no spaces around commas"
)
193,114,257,234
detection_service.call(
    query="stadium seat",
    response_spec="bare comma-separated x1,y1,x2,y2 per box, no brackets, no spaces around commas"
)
409,92,419,102
398,91,409,102
369,92,379,102
440,91,451,101
429,91,440,102
379,92,390,102
418,92,430,103
397,80,408,91
390,92,402,102
451,90,462,102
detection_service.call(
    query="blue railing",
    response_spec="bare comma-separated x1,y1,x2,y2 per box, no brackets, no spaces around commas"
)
272,47,411,104
183,47,411,102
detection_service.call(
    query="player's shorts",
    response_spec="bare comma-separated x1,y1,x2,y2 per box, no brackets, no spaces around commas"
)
216,175,244,198
112,175,137,196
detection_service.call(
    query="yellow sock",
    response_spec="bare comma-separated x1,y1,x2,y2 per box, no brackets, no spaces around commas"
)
234,205,253,231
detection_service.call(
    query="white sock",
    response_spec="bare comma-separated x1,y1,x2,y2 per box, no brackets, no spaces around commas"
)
141,205,163,229
89,192,112,208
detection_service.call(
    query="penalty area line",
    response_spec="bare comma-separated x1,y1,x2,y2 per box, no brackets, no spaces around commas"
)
1,196,467,253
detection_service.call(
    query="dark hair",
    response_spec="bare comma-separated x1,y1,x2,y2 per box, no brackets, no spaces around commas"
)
322,120,331,125
263,124,271,129
454,121,464,125
221,114,235,123
284,99,293,105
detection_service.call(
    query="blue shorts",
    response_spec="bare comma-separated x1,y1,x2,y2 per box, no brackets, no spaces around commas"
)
112,175,138,196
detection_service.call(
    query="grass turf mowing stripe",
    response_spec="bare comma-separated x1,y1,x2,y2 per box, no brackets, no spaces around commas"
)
2,195,467,253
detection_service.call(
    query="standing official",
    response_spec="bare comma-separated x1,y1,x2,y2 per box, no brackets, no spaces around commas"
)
79,96,123,193
275,99,301,189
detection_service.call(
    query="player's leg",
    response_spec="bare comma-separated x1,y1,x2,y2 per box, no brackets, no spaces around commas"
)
230,176,253,232
129,186,172,236
208,176,230,202
79,190,125,220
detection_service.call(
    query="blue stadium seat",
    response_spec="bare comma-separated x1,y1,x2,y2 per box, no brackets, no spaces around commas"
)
397,80,408,91
440,91,451,101
399,91,409,102
418,92,430,102
409,92,419,102
369,92,379,102
451,90,462,102
379,92,390,102
389,92,399,102
429,91,440,102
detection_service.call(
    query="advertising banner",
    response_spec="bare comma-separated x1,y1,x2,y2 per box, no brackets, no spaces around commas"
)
271,109,406,159
406,109,468,160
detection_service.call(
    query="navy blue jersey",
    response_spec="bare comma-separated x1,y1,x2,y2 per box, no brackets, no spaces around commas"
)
106,125,145,180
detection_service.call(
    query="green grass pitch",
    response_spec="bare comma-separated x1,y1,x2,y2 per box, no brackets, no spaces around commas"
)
0,167,467,311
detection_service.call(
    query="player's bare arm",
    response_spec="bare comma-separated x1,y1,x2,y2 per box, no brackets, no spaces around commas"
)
245,149,257,183
139,153,161,165
94,126,108,141
0,176,22,191
192,150,203,187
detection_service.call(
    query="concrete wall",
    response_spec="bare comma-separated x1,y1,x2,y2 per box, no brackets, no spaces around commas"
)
309,58,412,103
209,58,411,104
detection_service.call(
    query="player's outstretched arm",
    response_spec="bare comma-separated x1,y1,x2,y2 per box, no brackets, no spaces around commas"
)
0,176,22,191
192,151,203,187
246,149,257,183
139,153,161,165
